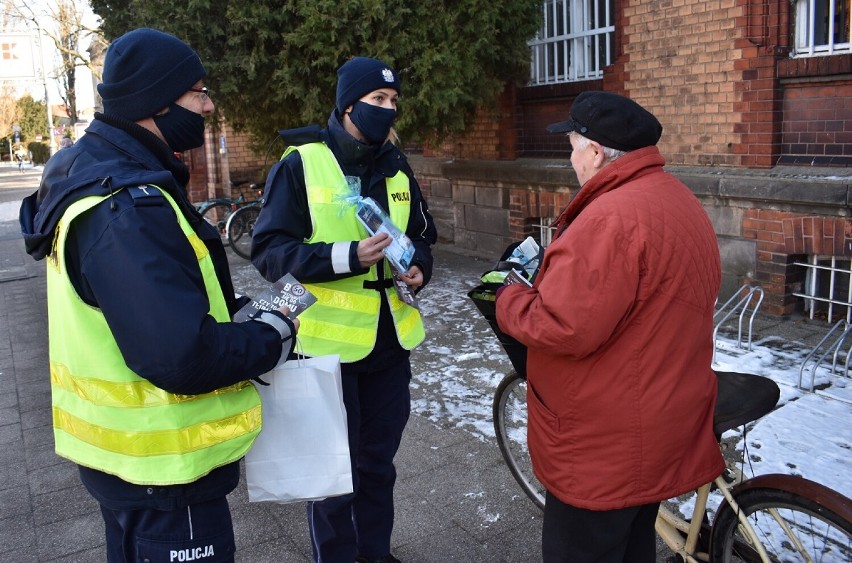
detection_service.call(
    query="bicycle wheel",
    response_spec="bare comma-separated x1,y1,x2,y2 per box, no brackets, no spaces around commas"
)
227,205,260,260
200,202,233,247
710,476,852,562
493,370,546,510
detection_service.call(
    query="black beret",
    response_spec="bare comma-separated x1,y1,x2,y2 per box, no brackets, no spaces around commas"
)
546,91,662,151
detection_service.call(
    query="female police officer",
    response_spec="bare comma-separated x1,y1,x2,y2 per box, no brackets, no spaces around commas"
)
251,57,437,563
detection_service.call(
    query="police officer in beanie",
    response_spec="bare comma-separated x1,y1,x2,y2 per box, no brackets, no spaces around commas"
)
20,28,296,562
496,91,724,562
251,57,437,563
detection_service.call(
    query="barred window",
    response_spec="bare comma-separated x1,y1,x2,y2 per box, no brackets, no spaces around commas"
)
793,256,852,324
528,0,615,85
794,0,852,56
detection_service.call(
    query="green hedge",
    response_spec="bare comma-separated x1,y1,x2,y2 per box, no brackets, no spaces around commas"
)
28,142,50,165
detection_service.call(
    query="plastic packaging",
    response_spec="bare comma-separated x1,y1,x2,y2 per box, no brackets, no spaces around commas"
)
355,197,415,273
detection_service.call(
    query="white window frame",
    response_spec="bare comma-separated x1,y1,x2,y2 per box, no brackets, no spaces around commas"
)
793,0,852,57
793,255,852,324
528,0,615,85
534,217,556,248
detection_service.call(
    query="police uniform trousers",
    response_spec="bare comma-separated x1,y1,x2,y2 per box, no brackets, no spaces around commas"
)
307,357,411,562
101,497,235,562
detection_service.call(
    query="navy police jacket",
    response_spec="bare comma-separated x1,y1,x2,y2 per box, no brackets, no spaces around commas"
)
20,114,288,510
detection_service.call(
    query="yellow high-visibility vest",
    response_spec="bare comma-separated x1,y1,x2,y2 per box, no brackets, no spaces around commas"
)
46,187,261,485
286,142,425,361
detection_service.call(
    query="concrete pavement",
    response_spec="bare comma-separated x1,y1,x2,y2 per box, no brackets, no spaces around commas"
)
0,162,838,562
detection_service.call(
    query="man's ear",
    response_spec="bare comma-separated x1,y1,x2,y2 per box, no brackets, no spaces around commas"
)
590,141,606,168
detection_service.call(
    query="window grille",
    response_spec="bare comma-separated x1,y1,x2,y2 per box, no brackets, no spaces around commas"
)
529,0,615,85
534,217,556,248
793,0,852,56
793,256,852,323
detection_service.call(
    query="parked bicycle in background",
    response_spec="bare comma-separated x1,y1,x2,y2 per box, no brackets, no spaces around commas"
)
195,179,262,248
225,199,262,260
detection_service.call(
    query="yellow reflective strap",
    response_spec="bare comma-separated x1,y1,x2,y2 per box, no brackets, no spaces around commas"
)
308,284,378,315
186,231,209,260
307,186,341,205
393,305,423,341
50,362,248,408
54,431,258,486
53,404,262,456
298,316,375,347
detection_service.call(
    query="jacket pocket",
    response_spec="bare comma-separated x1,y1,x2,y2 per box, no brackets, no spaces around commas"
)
527,380,559,432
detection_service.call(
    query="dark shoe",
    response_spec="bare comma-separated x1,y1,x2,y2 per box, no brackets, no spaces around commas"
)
355,555,401,563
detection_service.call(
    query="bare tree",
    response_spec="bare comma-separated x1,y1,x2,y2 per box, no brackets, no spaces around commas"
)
7,0,105,124
0,84,19,140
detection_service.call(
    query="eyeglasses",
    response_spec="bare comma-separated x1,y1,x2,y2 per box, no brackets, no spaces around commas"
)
189,87,210,102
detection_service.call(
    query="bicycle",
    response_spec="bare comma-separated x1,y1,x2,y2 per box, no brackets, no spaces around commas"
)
225,199,262,260
196,179,262,247
469,284,852,562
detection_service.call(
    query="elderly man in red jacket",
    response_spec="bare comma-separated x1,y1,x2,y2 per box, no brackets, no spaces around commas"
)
496,91,724,563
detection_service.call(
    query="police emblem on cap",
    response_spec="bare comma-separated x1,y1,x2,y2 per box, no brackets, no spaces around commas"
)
382,68,395,82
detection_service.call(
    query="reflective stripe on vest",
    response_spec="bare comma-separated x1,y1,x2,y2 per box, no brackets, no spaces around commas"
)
46,188,261,485
285,142,425,361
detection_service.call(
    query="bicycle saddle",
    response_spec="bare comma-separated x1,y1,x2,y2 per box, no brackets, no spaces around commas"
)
713,370,780,436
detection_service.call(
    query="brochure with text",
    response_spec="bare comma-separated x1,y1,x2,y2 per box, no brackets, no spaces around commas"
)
234,273,317,322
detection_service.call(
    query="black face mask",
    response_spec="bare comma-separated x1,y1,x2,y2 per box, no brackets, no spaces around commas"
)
348,101,396,144
153,103,205,152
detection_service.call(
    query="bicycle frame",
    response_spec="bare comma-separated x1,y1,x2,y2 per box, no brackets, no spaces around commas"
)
197,197,236,212
656,482,711,562
657,473,769,562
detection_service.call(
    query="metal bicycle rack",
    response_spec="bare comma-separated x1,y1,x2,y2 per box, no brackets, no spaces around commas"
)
798,320,852,392
713,284,764,363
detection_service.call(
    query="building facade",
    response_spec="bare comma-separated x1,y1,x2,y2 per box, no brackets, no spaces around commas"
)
193,0,851,319
414,0,852,319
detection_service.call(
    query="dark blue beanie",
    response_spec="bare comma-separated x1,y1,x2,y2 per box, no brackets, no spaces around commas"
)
335,57,401,114
97,28,206,122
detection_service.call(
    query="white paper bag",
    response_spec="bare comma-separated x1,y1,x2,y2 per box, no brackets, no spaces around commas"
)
245,354,353,503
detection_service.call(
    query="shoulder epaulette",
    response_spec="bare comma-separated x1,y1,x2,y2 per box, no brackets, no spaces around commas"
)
128,185,165,206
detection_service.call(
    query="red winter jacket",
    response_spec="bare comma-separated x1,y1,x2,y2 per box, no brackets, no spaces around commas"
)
496,146,725,510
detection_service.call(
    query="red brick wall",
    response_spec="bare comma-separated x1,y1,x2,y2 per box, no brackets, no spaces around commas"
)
185,124,270,204
422,84,519,160
508,188,572,240
440,0,849,169
184,146,208,203
223,124,268,183
780,80,852,166
516,81,602,157
743,209,852,315
621,0,747,166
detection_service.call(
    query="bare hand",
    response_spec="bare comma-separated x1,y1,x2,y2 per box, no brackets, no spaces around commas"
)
396,265,424,289
357,232,392,268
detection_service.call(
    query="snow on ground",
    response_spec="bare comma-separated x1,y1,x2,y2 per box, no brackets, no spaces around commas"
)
713,338,852,500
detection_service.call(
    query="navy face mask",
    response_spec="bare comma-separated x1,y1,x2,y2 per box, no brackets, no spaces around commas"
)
349,101,396,144
153,103,205,152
